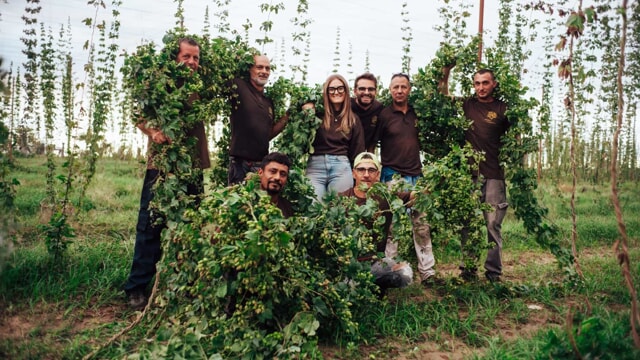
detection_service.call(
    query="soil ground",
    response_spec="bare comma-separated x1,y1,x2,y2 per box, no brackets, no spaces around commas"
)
0,248,574,359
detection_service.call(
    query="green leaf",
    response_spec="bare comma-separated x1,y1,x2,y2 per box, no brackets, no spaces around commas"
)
312,296,329,317
215,283,227,298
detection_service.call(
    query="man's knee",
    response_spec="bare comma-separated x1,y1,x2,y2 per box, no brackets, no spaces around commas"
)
485,206,506,230
411,216,431,242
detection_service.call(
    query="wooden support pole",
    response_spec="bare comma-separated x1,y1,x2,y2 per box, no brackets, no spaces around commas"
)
478,0,485,63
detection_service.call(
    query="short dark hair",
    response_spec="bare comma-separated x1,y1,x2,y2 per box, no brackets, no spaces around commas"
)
391,72,411,85
354,72,377,89
260,152,291,170
178,37,200,49
473,68,495,80
170,37,200,61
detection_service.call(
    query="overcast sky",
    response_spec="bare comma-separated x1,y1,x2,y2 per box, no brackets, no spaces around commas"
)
1,0,505,87
2,1,630,157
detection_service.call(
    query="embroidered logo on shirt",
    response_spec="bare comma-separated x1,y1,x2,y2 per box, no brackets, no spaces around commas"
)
371,115,378,126
486,111,497,124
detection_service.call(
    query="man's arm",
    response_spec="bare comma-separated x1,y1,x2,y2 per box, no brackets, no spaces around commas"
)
137,121,171,144
270,113,289,139
271,102,315,138
437,64,455,97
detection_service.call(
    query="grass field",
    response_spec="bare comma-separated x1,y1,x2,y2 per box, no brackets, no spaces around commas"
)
1,156,639,359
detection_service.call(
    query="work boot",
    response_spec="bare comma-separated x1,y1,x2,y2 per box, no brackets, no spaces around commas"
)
127,290,147,310
459,270,478,282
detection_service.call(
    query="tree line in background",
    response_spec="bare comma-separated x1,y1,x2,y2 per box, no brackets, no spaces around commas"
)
0,0,639,186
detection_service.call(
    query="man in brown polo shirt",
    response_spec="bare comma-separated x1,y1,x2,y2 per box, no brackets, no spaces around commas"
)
374,73,436,286
228,55,289,185
351,72,384,152
258,152,293,218
439,66,510,283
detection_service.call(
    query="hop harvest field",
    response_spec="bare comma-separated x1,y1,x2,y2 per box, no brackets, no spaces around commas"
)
1,155,639,359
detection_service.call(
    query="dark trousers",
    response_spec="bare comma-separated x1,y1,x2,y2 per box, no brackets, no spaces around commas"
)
227,156,260,185
124,169,203,295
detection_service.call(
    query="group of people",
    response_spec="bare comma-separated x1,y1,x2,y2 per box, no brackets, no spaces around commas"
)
123,37,511,309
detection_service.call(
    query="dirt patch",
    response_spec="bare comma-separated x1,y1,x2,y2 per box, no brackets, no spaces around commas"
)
0,303,61,341
321,335,475,360
1,312,40,340
409,334,476,360
557,184,573,193
0,298,129,349
71,304,121,334
495,303,556,342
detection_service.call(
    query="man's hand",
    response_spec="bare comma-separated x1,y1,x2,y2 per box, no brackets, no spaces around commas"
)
151,130,171,144
137,121,171,144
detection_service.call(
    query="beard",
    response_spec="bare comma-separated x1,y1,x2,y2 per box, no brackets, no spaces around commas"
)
266,181,282,195
253,76,269,86
358,94,373,104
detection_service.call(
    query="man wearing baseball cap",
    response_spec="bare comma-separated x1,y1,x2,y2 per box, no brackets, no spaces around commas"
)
339,152,415,292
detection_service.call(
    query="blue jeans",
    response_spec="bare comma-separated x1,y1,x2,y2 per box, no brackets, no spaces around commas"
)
380,166,420,186
305,154,353,202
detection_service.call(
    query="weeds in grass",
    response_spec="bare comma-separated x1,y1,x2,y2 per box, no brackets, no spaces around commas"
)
2,159,639,359
0,238,130,303
39,211,75,260
536,309,640,360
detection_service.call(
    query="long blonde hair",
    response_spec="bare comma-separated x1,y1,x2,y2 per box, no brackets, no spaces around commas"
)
322,74,357,134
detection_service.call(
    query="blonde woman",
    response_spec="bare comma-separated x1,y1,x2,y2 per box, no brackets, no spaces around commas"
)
303,74,365,201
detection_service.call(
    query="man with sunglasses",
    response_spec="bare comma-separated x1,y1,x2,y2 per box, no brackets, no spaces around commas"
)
339,152,414,293
227,54,289,185
351,73,384,152
373,73,437,287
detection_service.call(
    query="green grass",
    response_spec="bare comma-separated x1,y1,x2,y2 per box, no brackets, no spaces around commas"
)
1,156,639,359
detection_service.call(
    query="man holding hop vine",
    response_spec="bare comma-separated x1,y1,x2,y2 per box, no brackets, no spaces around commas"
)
439,65,510,283
227,54,289,185
124,37,210,310
373,73,437,287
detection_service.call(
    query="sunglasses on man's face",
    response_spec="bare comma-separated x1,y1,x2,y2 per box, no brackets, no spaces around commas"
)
357,87,376,93
355,167,378,175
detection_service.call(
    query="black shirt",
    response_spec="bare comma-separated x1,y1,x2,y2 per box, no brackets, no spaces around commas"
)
351,98,383,151
229,78,275,161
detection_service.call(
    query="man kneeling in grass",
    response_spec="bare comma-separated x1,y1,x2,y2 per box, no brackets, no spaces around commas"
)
339,152,414,294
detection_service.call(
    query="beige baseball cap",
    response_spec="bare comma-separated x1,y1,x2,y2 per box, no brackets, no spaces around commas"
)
353,152,381,170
